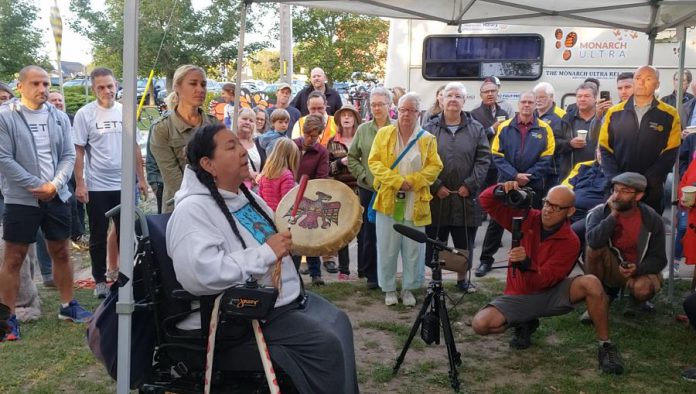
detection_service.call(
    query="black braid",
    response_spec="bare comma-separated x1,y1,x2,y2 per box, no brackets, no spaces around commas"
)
192,166,247,249
239,183,278,233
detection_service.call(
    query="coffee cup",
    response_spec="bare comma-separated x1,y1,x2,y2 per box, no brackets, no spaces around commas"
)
577,129,588,141
682,185,696,207
496,116,506,122
686,126,696,135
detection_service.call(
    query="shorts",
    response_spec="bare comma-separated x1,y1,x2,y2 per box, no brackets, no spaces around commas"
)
487,277,576,326
585,246,663,292
3,198,71,244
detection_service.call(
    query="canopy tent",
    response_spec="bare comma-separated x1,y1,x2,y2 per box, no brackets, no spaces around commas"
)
117,1,696,392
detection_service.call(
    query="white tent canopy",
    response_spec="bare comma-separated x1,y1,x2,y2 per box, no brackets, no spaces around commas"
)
261,0,696,33
117,1,696,392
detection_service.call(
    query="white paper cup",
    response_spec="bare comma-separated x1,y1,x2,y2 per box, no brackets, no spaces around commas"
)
577,129,588,141
686,126,696,135
496,116,506,122
682,185,696,207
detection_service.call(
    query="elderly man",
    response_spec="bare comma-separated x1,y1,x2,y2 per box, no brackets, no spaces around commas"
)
585,172,666,305
661,70,694,108
534,82,570,190
471,182,624,375
599,66,681,213
424,82,490,292
291,67,343,116
0,66,91,341
347,87,395,290
266,82,300,130
471,79,510,189
475,91,555,277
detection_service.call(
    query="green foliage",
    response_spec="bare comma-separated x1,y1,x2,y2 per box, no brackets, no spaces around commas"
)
61,86,94,116
69,0,268,84
292,8,389,82
249,49,280,82
0,0,52,81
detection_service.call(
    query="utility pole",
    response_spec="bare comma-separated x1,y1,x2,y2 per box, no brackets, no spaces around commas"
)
279,4,293,83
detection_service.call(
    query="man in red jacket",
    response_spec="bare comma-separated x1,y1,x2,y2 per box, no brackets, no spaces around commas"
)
471,181,624,375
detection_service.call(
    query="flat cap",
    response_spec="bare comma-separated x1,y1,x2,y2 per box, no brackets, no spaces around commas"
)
611,172,647,192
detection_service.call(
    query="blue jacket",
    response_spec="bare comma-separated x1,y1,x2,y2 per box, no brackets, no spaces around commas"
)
491,116,555,190
0,99,75,206
562,160,606,212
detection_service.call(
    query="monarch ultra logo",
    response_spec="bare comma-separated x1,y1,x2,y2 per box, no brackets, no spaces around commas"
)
555,28,638,61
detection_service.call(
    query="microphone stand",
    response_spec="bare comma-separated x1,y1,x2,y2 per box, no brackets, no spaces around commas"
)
392,242,462,392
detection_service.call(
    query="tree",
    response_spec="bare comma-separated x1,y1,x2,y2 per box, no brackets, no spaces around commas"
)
0,0,51,81
249,49,280,82
292,8,389,82
69,0,268,85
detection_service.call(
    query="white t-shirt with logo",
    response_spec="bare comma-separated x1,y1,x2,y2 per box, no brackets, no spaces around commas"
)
22,104,54,182
73,101,123,191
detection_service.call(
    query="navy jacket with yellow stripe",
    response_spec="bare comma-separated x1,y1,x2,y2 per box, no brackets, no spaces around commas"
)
598,97,681,190
491,116,555,190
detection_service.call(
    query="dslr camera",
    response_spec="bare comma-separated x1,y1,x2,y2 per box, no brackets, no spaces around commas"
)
494,185,535,210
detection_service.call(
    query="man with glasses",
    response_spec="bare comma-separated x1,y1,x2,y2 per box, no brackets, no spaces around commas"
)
585,172,666,307
347,87,395,290
472,181,625,375
475,91,554,277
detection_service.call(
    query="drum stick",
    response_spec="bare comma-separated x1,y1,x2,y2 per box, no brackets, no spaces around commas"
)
272,175,310,290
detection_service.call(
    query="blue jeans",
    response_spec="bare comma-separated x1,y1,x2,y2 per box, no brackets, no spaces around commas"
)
675,208,688,259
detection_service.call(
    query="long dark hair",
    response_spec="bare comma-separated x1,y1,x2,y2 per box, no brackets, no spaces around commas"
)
186,124,278,248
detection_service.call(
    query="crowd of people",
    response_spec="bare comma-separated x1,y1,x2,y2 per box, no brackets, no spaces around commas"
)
1,61,696,382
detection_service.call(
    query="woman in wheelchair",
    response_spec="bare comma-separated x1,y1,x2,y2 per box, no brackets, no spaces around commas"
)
166,124,359,393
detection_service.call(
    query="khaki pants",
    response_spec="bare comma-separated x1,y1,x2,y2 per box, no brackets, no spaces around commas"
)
585,246,662,292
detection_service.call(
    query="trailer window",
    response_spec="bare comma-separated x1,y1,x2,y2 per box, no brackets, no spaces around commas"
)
423,34,543,80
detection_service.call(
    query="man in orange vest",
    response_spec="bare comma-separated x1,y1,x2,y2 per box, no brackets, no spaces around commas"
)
292,91,337,147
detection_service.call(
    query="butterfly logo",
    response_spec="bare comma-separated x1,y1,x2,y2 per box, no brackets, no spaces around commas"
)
555,28,577,61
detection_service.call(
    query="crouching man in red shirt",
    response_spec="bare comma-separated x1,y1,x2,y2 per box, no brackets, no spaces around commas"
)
471,181,624,375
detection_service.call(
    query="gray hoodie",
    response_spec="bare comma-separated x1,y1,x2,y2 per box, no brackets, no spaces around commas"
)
0,99,75,206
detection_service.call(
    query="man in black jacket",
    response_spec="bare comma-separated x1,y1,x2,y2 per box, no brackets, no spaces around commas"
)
290,67,343,116
424,82,490,291
660,70,694,109
585,172,666,303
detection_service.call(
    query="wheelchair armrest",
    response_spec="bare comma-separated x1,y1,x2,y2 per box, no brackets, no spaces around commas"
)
171,289,199,301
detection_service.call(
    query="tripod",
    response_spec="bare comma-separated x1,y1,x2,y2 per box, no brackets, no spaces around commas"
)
393,247,462,392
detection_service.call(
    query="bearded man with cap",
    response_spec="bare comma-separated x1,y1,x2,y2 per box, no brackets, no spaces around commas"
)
585,172,667,303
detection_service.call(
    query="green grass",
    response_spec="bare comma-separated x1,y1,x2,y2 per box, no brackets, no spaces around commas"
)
0,288,115,393
4,279,696,393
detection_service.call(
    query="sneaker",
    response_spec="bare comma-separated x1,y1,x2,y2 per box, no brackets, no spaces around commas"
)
106,269,119,283
3,315,20,341
59,300,93,323
337,272,355,281
385,291,398,306
456,280,477,293
579,310,593,325
598,342,624,375
509,318,539,350
311,276,325,286
323,261,339,274
401,290,416,307
0,303,10,338
475,262,492,278
94,282,109,299
71,235,90,251
682,367,696,382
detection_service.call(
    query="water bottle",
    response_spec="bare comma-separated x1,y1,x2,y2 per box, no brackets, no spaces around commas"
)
393,191,406,222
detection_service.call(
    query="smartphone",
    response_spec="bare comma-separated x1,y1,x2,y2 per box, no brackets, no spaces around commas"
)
600,90,611,102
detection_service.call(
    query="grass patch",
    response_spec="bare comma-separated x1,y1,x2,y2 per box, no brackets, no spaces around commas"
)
360,320,426,351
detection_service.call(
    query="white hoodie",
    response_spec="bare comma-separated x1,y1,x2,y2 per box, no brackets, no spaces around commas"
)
166,167,301,316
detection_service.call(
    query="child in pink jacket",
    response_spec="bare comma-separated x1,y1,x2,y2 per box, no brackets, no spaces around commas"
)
257,138,300,211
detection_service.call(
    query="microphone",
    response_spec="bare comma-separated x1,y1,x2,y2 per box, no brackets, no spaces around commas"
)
393,224,466,256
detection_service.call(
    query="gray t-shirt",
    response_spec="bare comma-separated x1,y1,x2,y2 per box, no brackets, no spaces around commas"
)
634,103,651,128
22,104,54,182
73,101,123,191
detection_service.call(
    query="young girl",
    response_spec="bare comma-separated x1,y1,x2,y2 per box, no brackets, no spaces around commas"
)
257,138,300,211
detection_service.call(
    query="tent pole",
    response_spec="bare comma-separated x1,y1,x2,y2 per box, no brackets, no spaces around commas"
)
647,30,656,65
668,25,687,302
117,1,139,393
233,1,248,133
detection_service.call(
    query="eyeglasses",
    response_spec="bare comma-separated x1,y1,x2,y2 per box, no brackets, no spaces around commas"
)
370,102,388,108
542,198,572,212
480,89,498,94
398,108,419,114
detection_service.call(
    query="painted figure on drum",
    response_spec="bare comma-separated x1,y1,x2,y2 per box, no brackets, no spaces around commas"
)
284,191,341,229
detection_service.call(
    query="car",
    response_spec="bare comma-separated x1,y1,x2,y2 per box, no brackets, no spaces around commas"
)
63,78,90,88
137,77,166,103
241,80,259,93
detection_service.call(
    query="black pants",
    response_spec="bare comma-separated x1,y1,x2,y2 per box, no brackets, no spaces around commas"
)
684,292,696,331
68,175,85,238
425,225,476,273
357,188,378,283
479,188,543,264
87,191,121,283
337,246,350,275
152,182,164,214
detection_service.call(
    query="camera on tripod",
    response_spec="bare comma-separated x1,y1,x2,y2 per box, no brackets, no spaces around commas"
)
494,185,535,210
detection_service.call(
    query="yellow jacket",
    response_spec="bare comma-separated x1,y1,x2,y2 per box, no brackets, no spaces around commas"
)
368,125,443,226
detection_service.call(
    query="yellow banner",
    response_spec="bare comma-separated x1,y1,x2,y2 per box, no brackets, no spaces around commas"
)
50,3,63,59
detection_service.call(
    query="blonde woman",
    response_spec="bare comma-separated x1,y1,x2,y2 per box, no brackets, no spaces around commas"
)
257,138,300,211
150,64,218,212
237,108,266,190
